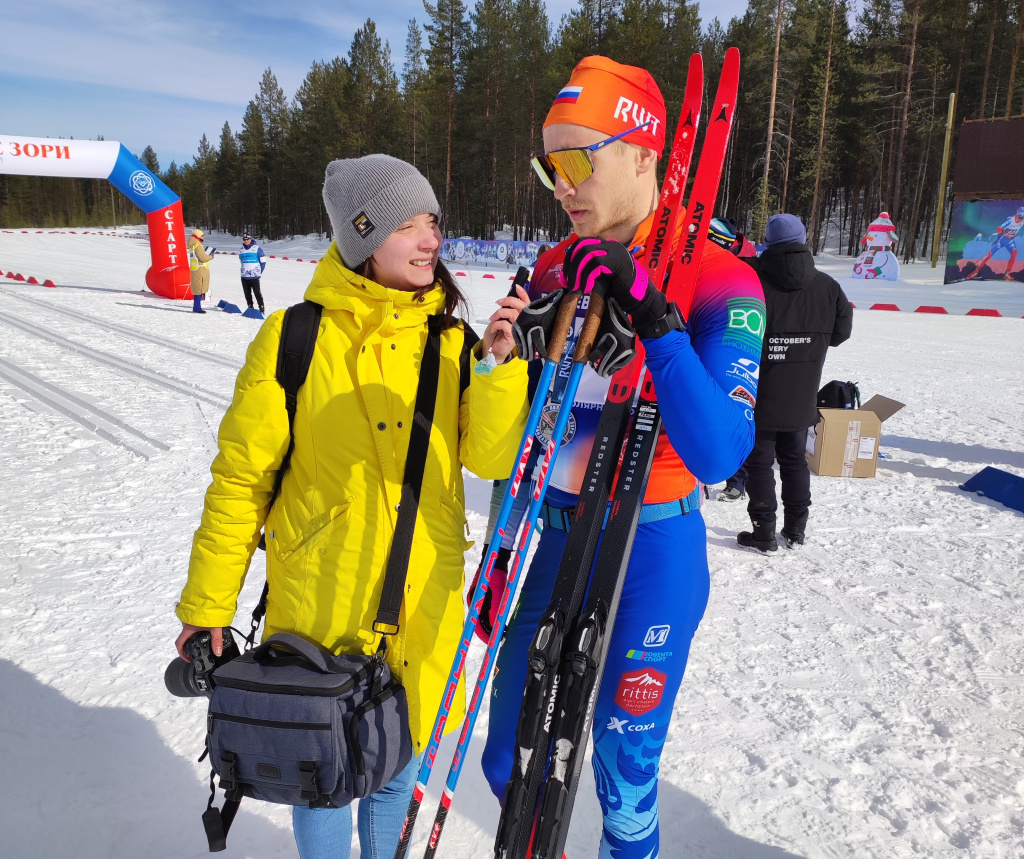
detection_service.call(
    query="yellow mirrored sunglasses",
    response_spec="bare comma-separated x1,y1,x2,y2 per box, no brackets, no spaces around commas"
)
530,121,653,191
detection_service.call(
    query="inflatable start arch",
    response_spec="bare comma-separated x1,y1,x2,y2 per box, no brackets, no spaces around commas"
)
0,134,191,299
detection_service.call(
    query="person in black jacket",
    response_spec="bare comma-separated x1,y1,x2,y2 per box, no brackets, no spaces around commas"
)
737,214,853,552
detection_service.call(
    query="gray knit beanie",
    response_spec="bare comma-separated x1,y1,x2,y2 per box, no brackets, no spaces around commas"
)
323,155,441,268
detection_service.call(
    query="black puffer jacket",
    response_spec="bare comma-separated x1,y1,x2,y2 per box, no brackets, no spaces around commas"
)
745,242,853,431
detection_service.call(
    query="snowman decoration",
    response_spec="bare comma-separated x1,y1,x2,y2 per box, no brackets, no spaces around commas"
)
852,212,900,280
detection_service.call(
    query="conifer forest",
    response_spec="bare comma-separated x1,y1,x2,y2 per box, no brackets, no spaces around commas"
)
3,0,1023,261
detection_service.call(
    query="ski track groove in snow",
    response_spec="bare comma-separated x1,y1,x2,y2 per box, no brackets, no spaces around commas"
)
1,231,1023,859
0,311,233,408
0,355,169,457
0,285,240,368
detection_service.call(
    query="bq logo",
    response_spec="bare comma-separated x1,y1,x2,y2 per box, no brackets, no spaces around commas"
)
129,170,155,196
723,297,766,355
614,669,666,716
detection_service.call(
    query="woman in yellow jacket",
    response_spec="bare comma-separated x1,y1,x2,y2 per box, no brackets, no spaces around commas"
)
173,155,530,858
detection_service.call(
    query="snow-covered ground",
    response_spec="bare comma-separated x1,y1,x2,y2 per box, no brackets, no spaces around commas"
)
1,229,1022,858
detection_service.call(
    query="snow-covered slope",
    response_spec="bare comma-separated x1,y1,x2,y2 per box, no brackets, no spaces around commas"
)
0,230,1022,858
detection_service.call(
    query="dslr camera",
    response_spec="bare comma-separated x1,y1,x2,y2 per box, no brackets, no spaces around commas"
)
164,628,241,697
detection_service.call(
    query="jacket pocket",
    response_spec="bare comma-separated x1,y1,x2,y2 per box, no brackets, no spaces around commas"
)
276,498,355,562
438,494,473,552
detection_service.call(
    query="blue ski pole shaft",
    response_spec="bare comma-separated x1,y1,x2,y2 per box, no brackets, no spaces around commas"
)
421,294,607,859
393,286,579,859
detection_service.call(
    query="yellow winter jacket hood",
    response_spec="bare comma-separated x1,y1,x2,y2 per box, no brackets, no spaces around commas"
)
178,243,529,751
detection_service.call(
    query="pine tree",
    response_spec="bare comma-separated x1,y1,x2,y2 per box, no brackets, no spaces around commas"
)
423,0,471,229
403,20,429,167
348,19,403,157
140,146,160,174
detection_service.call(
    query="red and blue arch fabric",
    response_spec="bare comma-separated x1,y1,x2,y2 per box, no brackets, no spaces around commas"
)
0,135,191,299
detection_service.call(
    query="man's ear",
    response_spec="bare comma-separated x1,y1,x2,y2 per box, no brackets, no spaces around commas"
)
635,145,659,177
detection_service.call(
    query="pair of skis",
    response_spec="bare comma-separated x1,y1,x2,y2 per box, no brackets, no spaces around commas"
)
495,48,740,859
394,46,740,859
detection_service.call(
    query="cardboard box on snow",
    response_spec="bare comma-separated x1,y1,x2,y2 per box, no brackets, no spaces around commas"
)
806,395,905,478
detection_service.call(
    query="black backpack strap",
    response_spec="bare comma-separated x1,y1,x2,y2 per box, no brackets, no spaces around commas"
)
459,320,480,401
373,314,445,635
275,300,323,482
250,301,322,642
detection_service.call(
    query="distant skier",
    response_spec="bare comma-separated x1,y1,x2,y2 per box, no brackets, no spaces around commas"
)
479,56,765,859
736,214,853,552
186,228,213,314
966,206,1024,281
239,232,267,313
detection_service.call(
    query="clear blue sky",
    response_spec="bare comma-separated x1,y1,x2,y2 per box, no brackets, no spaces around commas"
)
2,0,749,170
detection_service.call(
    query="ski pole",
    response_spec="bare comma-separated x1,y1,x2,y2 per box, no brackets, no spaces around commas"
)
421,294,607,859
393,280,579,859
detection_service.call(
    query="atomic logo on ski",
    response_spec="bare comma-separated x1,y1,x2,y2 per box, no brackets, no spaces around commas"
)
614,669,666,716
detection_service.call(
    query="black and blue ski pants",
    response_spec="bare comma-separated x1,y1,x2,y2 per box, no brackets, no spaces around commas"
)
481,510,711,859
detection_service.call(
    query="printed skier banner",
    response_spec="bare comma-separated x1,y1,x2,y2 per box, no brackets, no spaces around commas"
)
944,198,1024,284
440,238,552,268
0,134,191,299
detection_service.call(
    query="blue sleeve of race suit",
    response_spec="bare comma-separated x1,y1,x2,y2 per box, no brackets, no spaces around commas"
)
259,247,266,272
642,253,765,484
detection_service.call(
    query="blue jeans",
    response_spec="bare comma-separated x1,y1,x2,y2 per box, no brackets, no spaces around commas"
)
292,754,420,859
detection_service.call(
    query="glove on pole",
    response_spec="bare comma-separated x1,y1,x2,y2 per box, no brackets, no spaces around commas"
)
561,238,667,332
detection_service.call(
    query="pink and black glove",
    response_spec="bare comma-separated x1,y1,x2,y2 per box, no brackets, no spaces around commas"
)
466,547,512,643
562,238,668,333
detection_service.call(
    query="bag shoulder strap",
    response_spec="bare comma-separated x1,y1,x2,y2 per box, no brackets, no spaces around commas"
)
373,313,445,634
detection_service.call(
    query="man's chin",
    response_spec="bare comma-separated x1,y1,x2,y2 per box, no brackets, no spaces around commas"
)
568,212,599,236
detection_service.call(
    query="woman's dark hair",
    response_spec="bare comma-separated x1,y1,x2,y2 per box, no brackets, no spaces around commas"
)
354,256,469,328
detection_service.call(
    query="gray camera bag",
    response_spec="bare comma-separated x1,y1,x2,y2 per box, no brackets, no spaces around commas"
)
200,314,446,852
207,633,413,805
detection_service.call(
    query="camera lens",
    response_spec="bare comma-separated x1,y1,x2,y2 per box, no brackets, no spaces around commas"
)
164,657,204,697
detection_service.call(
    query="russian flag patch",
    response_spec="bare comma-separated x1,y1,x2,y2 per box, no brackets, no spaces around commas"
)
554,86,583,105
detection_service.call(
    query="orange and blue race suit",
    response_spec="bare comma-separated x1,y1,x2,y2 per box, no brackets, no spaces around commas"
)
481,211,766,859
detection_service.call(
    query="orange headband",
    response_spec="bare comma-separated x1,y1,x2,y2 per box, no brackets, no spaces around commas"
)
543,56,667,156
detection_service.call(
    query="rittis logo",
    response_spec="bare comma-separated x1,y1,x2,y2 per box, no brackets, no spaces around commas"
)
614,669,666,716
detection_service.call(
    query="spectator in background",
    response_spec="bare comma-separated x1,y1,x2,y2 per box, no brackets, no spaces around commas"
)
737,213,853,552
239,232,267,313
187,228,213,314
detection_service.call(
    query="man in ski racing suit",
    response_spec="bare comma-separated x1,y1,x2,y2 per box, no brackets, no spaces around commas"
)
480,56,766,859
